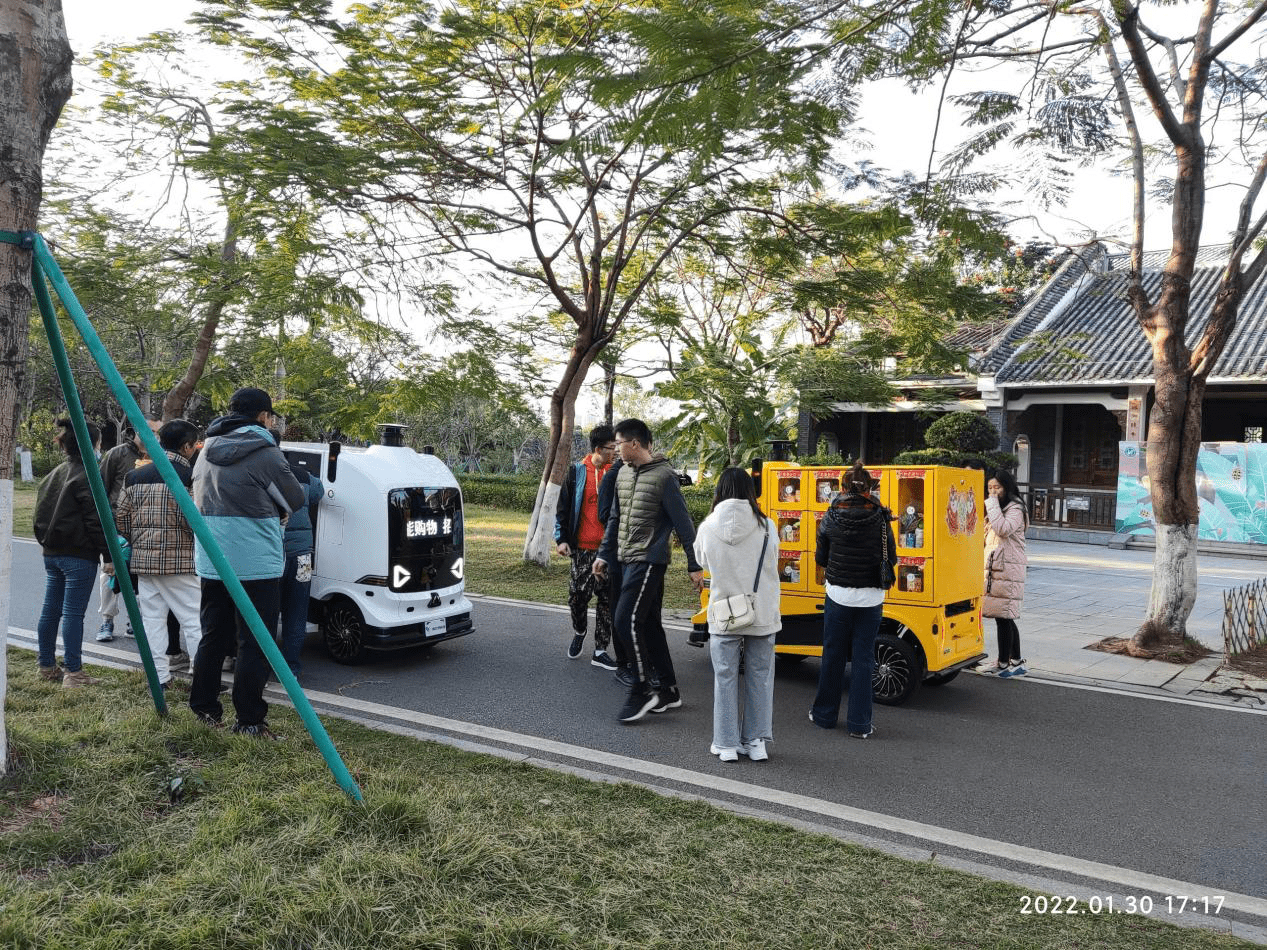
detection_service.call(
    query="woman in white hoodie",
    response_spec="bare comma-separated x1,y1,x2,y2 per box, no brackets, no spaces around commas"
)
694,468,782,762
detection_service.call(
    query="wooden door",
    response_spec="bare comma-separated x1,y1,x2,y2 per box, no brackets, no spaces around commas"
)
1060,405,1121,487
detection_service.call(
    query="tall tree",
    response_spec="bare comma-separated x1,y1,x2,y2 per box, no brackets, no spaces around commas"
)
193,0,853,564
0,0,73,774
932,0,1267,651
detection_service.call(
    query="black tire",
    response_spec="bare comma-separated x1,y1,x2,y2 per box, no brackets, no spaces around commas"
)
322,600,369,665
872,633,922,706
924,670,960,687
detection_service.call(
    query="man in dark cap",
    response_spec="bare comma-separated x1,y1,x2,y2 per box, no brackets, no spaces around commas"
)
188,387,306,738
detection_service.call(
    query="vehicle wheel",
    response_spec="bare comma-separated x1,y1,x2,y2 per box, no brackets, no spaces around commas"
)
776,652,810,664
872,633,922,706
924,670,960,687
322,601,368,665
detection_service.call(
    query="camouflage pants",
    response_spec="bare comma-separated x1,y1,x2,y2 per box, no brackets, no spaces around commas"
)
569,548,613,650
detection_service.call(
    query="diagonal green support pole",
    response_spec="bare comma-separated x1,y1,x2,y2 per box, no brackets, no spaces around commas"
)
30,254,168,714
7,229,362,803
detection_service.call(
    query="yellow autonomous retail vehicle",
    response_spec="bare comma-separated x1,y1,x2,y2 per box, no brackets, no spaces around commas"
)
693,454,988,705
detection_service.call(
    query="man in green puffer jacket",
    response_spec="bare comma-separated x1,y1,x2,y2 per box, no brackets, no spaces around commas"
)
594,418,703,723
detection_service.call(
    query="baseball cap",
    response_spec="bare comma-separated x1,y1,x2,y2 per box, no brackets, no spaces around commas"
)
229,386,274,417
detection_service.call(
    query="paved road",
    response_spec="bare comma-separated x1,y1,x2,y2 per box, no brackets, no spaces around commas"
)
10,536,1267,931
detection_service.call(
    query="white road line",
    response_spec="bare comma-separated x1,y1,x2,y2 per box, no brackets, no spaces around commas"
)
8,627,1264,920
977,671,1267,715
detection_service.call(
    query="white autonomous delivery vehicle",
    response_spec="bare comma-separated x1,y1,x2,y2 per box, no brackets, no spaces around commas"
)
282,425,474,664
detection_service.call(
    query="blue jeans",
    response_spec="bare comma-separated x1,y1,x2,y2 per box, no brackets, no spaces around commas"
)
811,599,883,733
710,633,776,751
279,552,312,675
37,555,98,673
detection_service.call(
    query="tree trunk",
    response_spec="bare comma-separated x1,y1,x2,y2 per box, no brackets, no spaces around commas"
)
522,342,598,566
161,220,237,421
603,361,615,427
0,0,74,776
1132,315,1200,651
1131,270,1245,652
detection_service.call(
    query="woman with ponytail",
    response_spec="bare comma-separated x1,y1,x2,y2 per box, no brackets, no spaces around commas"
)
809,462,897,739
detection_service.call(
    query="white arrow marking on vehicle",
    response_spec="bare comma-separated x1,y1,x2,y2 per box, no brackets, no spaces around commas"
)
452,557,464,580
392,565,410,587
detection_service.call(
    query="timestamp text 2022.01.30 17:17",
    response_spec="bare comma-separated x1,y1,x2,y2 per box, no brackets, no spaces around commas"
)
1019,895,1225,916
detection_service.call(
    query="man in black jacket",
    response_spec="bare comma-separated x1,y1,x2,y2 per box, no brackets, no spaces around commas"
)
554,424,617,669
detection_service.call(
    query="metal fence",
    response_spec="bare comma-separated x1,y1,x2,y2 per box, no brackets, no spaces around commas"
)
1224,577,1267,657
1018,483,1118,532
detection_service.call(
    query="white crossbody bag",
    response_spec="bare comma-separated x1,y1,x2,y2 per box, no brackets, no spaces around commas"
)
706,527,770,633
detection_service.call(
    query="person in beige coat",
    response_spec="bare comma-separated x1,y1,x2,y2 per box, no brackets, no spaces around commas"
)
982,469,1028,677
694,468,781,762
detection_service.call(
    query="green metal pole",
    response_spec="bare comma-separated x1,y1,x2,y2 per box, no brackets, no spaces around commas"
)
30,258,168,714
19,231,362,803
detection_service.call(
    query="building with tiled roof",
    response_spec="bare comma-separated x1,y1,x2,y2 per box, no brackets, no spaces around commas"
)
798,241,1267,532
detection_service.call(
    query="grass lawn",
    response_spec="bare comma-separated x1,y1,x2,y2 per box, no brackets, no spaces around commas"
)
11,481,36,539
0,655,1253,950
463,504,702,614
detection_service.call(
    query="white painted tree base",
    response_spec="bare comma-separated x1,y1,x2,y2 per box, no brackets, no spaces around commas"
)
0,478,13,774
1138,523,1198,647
523,479,562,567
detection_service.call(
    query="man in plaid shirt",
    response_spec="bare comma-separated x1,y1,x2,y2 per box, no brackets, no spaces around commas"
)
115,419,202,688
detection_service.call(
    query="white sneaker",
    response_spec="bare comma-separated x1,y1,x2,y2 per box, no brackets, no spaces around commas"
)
709,744,739,762
744,739,769,761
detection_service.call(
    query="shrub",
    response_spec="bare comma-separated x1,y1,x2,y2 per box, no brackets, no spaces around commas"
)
460,471,715,525
458,474,540,512
892,448,1018,473
681,483,714,524
799,437,845,466
18,409,64,478
924,412,999,453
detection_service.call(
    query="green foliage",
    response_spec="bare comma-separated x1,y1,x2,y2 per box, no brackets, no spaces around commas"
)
16,409,63,477
799,437,845,466
457,475,541,513
680,483,714,524
388,352,548,474
924,411,999,453
893,447,1017,473
895,410,1010,471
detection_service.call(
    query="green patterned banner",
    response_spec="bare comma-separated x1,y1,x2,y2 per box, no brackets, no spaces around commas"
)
1115,441,1267,544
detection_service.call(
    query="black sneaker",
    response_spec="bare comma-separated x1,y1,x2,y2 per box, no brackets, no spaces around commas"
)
567,633,585,660
591,650,618,671
231,721,283,740
651,686,682,713
194,711,225,730
613,666,638,688
618,685,659,723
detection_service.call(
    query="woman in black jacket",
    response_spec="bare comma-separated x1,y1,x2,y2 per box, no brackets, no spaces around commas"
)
34,418,107,687
808,462,897,738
